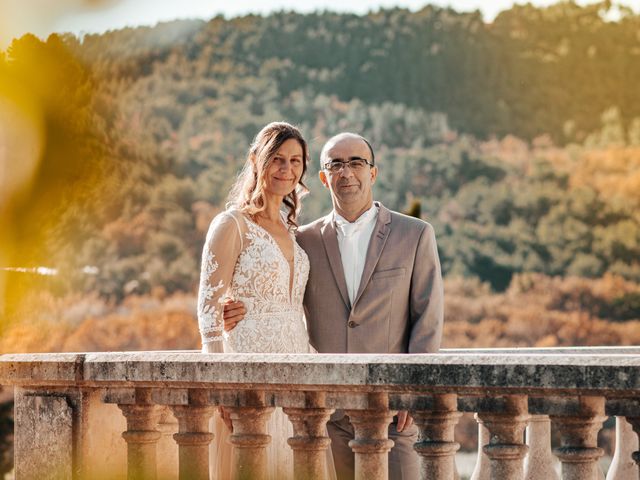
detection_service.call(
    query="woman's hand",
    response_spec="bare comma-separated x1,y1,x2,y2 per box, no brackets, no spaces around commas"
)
223,299,246,331
396,410,414,432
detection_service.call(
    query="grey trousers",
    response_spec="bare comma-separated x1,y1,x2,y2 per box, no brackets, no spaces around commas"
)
327,414,420,480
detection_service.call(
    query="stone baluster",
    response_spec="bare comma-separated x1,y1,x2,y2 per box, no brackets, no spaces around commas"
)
551,396,606,480
226,390,275,480
478,395,530,480
625,416,640,478
118,388,163,480
156,409,179,480
606,417,639,480
412,393,462,480
284,392,334,480
524,415,560,480
470,416,491,480
345,392,396,480
171,390,215,480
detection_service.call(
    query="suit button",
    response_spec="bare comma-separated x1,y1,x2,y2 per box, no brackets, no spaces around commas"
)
348,321,358,328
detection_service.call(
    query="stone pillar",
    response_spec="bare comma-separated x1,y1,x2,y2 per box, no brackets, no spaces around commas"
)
284,392,334,480
524,415,560,480
470,416,491,480
14,388,74,480
625,416,640,478
412,393,462,480
118,389,163,480
606,417,639,480
478,395,530,480
551,396,606,480
345,392,396,480
227,391,275,480
156,409,179,480
171,390,215,480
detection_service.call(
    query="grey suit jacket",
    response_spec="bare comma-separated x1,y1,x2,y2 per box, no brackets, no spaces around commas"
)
297,202,443,354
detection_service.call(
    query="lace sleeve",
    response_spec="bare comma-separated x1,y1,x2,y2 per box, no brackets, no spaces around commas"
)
197,211,243,352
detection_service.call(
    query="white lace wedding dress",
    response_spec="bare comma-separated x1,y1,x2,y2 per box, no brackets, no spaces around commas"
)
197,208,334,479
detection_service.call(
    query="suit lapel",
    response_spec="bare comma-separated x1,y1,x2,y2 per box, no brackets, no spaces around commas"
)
353,204,392,306
320,214,351,309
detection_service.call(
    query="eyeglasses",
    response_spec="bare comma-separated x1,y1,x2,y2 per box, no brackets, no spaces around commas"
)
323,157,374,173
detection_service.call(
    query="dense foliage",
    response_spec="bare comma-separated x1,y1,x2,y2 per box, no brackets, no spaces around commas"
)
75,2,640,142
2,1,639,302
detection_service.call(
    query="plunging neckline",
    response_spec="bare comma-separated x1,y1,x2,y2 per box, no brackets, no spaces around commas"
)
243,214,296,303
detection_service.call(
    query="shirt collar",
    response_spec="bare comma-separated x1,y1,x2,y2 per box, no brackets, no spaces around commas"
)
334,204,379,230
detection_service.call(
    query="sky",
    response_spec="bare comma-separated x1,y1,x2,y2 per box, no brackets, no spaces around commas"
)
1,0,639,47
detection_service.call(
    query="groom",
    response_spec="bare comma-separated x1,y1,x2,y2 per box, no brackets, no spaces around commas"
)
225,132,444,479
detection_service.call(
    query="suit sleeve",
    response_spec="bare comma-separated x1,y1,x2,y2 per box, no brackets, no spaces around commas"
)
408,223,444,353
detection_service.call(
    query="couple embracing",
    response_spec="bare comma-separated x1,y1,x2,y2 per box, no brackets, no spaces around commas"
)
197,122,444,479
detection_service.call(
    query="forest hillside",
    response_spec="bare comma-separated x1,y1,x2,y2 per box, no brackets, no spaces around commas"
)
1,0,638,345
1,3,639,470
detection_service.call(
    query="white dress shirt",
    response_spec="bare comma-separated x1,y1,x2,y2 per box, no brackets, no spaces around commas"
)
334,204,379,304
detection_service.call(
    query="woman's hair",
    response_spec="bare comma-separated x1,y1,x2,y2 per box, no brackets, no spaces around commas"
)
228,122,309,228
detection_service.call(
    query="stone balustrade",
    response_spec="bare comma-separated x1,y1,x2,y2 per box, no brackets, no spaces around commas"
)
1,347,640,480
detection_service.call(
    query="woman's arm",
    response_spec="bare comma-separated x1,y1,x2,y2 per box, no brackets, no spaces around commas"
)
198,212,243,352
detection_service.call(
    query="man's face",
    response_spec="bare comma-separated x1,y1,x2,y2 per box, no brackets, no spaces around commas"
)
319,136,378,217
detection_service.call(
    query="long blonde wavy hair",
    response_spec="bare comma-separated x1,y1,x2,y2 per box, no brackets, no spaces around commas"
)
227,122,309,227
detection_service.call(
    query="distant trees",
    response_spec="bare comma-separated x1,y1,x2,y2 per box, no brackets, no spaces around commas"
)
2,3,639,300
69,3,640,143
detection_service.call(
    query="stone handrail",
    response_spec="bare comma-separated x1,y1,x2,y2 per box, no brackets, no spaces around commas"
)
1,348,640,479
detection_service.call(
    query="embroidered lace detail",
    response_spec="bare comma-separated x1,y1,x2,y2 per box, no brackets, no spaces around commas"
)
197,211,242,346
196,210,311,353
226,218,310,353
197,250,226,342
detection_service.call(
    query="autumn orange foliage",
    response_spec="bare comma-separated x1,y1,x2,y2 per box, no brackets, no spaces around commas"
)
443,273,640,349
0,291,200,353
1,275,635,456
2,273,638,354
568,147,640,208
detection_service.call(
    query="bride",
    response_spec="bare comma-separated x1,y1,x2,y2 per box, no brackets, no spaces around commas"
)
197,122,334,479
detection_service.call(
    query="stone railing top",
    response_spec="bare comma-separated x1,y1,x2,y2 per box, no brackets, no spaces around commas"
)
1,348,640,397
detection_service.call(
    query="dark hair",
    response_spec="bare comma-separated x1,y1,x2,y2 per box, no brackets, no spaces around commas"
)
228,122,309,228
361,137,375,165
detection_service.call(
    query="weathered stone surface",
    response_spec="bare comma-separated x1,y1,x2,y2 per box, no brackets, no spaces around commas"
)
478,395,529,480
119,388,163,480
15,389,73,480
606,417,638,480
470,418,491,480
171,400,214,480
157,409,179,480
442,347,640,354
524,415,560,480
552,396,606,480
3,351,640,398
83,352,371,387
0,353,83,386
346,392,396,480
4,348,640,480
413,393,461,480
228,403,275,480
366,354,640,393
284,402,334,480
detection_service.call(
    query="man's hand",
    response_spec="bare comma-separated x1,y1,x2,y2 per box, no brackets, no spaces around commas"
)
396,410,413,432
223,299,246,332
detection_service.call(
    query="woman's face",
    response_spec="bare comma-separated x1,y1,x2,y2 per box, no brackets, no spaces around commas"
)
263,138,304,198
